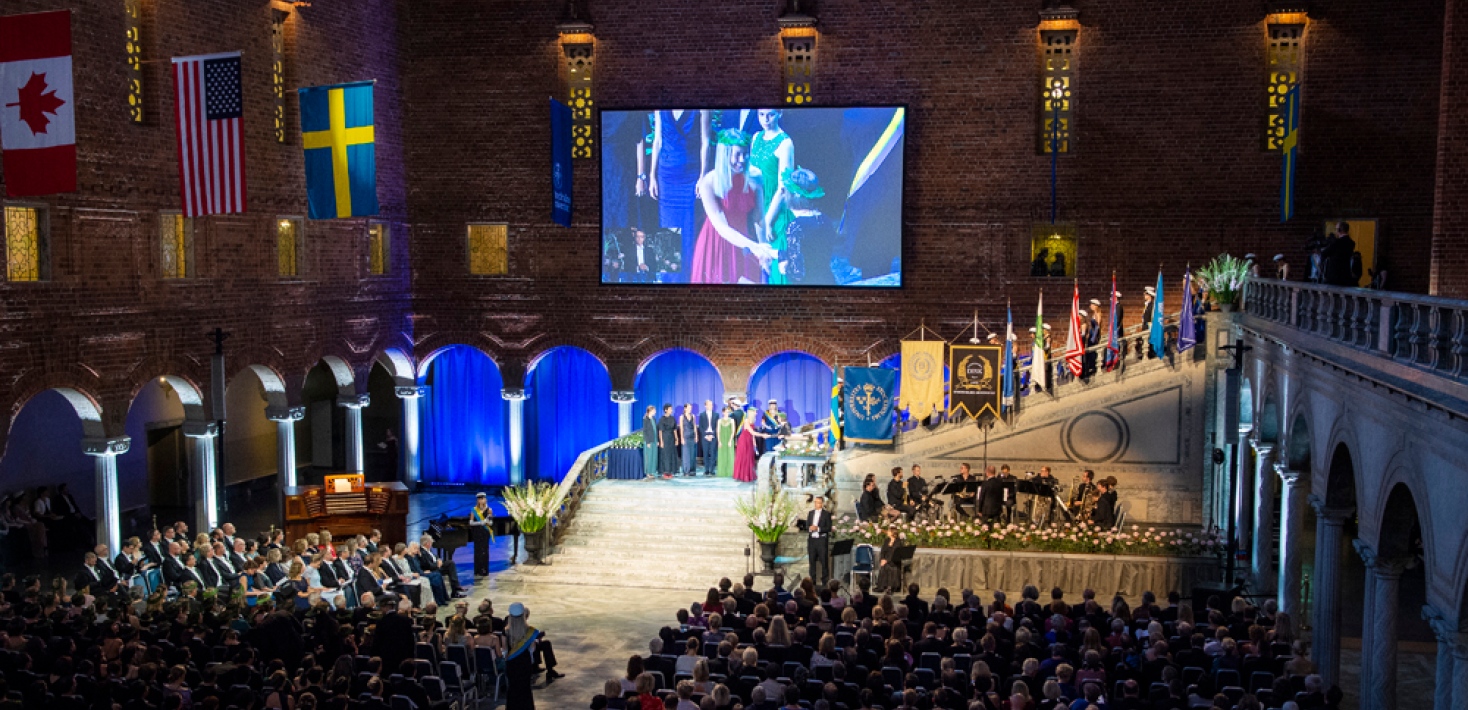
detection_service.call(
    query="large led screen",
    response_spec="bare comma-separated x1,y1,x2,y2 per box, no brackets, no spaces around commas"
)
600,107,905,287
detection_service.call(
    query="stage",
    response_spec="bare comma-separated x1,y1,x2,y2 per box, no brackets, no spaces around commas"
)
904,547,1222,601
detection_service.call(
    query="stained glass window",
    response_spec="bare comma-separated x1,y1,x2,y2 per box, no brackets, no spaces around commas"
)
1266,21,1305,151
125,0,144,123
277,218,303,277
368,222,389,276
4,206,45,282
1041,30,1076,154
160,213,193,279
467,224,508,276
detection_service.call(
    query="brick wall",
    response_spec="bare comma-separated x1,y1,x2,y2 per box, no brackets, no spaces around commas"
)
1434,0,1468,297
0,0,1455,457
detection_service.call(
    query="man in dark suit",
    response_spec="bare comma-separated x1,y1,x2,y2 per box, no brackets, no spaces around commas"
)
912,622,949,658
805,497,832,585
978,466,1006,522
415,533,462,597
373,600,417,681
405,541,448,605
697,399,719,476
142,529,166,566
903,584,930,624
1091,477,1119,529
162,541,187,588
908,464,930,516
74,551,117,593
886,468,913,520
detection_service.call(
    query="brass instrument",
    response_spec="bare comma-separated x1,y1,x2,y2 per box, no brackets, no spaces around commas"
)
1078,486,1100,522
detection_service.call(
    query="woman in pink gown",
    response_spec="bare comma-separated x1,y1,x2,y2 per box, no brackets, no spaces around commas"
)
691,129,780,284
732,408,762,483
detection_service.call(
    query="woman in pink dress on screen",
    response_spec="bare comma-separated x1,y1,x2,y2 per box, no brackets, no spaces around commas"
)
690,129,779,284
732,406,765,483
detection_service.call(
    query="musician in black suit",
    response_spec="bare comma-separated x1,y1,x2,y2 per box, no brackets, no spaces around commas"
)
951,463,979,520
886,467,913,520
856,475,885,521
805,497,833,585
697,399,719,476
908,464,930,515
1091,477,1119,529
978,466,1006,522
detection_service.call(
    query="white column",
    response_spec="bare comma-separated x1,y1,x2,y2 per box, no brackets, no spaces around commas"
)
1250,442,1276,589
1310,495,1351,686
266,406,305,488
396,386,427,486
503,388,527,485
612,390,636,437
83,437,130,554
183,421,220,533
338,394,370,473
1275,464,1306,620
1355,542,1411,710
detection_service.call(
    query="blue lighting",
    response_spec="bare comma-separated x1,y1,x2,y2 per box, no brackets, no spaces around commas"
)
524,347,615,482
421,346,509,485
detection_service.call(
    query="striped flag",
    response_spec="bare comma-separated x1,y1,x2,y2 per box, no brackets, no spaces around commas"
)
1104,273,1121,371
1001,303,1016,410
1064,281,1085,377
172,52,246,217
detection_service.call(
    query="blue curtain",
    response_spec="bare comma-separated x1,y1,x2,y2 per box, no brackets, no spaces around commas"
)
635,349,724,415
421,346,508,485
524,348,615,482
748,352,833,426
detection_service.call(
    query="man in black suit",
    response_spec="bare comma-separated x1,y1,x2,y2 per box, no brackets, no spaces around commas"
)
373,599,417,680
978,466,1006,522
142,528,166,566
405,541,448,605
229,539,249,571
697,399,719,476
912,622,949,658
162,541,187,588
1091,476,1119,529
908,464,930,516
886,467,913,520
903,583,930,624
805,497,832,585
74,551,117,593
415,533,463,597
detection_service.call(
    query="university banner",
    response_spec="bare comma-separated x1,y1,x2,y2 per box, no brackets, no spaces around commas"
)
949,345,1002,420
898,340,945,420
550,97,572,227
842,367,895,445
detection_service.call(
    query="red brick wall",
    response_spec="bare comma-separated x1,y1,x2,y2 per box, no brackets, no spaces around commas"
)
0,0,1454,457
1434,0,1468,297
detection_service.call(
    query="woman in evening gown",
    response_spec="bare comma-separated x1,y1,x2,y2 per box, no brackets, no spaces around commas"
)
732,407,764,483
715,406,736,478
649,110,709,281
749,109,795,284
874,527,903,593
690,129,779,284
641,405,658,479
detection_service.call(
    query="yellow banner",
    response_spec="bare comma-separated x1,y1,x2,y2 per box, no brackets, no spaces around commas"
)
899,340,946,420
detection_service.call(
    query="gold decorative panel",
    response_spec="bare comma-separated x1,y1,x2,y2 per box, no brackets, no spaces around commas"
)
1041,30,1076,154
160,213,193,279
564,43,594,159
125,0,144,123
4,206,44,282
271,10,288,144
1266,22,1305,151
467,224,508,276
368,222,388,276
783,35,816,105
277,218,303,277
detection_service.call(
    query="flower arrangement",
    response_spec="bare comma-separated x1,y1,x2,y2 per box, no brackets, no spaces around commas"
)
501,481,562,534
734,488,803,543
837,516,1225,558
610,432,644,449
1195,253,1253,306
778,437,832,458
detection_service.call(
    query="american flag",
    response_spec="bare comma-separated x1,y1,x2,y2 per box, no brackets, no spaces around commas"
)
172,52,245,217
1064,280,1085,377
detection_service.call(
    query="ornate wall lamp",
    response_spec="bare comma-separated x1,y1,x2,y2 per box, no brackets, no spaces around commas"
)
1038,2,1079,154
778,0,818,105
558,0,595,158
1265,4,1309,150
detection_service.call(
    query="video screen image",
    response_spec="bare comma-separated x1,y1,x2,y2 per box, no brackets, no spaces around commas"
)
600,107,905,287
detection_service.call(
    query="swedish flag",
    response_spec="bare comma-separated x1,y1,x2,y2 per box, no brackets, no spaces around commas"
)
1280,83,1300,222
300,81,377,219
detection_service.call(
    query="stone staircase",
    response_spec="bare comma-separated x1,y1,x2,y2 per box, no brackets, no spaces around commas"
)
497,477,757,591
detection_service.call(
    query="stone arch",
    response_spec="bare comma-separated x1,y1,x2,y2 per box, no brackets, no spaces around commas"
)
527,343,610,374
417,343,499,380
126,374,208,423
232,364,290,410
374,348,416,386
3,384,108,461
525,336,613,373
1374,480,1426,565
1325,441,1358,512
633,338,723,375
312,355,358,397
1285,411,1311,471
745,335,839,370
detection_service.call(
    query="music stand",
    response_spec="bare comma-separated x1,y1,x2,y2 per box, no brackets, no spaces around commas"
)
832,539,854,558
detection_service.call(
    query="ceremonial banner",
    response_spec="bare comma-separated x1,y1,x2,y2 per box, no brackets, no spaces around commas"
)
1280,83,1300,222
899,340,945,420
0,10,76,197
1178,268,1197,352
1149,271,1166,357
829,366,843,442
1001,305,1016,411
1030,292,1048,393
550,97,572,227
842,366,895,445
950,345,1001,420
300,81,377,219
173,51,245,216
1063,281,1084,377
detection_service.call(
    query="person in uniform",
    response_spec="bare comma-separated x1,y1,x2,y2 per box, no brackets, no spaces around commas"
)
470,493,493,576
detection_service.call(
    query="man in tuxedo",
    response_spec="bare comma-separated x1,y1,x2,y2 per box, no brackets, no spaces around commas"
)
908,464,930,516
886,467,913,520
220,522,238,550
952,463,978,519
627,229,658,283
698,399,719,476
805,497,832,585
163,541,187,588
210,542,239,591
93,544,126,587
199,547,225,589
979,466,1007,522
229,539,249,572
373,599,417,678
1091,476,1119,529
405,541,449,605
142,528,166,566
75,551,118,593
416,533,463,597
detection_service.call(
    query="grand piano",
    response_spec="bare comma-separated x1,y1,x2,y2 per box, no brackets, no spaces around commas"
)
426,510,522,562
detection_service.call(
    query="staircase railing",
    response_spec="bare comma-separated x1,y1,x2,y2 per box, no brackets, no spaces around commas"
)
544,441,612,552
1245,278,1468,382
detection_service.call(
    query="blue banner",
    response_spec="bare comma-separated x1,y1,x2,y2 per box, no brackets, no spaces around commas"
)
550,97,573,227
299,81,377,219
842,366,896,445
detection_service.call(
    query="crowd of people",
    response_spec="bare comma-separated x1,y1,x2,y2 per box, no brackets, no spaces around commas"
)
0,485,94,563
589,573,1336,710
642,399,792,482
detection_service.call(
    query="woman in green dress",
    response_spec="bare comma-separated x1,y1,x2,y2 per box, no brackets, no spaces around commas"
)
715,405,736,478
641,405,658,479
750,109,795,284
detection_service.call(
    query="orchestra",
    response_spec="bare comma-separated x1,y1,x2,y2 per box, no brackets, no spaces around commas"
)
860,462,1124,529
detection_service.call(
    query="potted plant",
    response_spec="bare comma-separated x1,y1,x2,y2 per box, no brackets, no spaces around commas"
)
1195,254,1253,312
502,481,562,564
734,488,801,571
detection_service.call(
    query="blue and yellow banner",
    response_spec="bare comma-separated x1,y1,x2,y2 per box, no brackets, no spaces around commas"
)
550,97,573,227
300,81,377,219
842,367,895,445
1280,82,1300,222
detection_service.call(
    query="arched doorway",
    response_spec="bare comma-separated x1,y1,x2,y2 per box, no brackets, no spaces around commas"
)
1373,483,1433,666
420,345,508,486
223,369,280,488
118,377,197,530
363,362,403,483
634,349,724,416
525,347,614,482
748,351,832,427
0,389,100,560
297,358,356,478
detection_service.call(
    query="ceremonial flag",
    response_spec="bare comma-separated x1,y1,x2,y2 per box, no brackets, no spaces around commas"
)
843,367,895,445
950,345,1002,420
839,107,905,232
1149,270,1166,357
1030,292,1048,393
1001,303,1016,410
1280,82,1301,222
898,339,945,420
300,81,377,219
550,97,573,227
1064,281,1085,377
0,10,76,197
1104,273,1121,371
172,52,246,217
829,366,842,442
1178,268,1197,352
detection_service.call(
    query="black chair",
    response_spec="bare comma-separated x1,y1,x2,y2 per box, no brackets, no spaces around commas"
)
1182,667,1205,686
881,666,903,689
1221,686,1246,705
1216,669,1242,689
1249,671,1275,692
783,661,804,680
919,653,942,674
952,653,973,675
914,668,936,690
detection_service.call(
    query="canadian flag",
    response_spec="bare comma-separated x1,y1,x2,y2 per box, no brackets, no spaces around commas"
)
0,10,76,197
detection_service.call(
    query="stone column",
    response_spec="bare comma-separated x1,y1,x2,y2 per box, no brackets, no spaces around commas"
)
183,421,220,533
1355,542,1412,710
612,390,636,437
83,437,130,554
1236,437,1255,555
502,388,527,485
1275,464,1306,619
337,394,370,473
1250,442,1276,589
266,406,305,488
1422,610,1462,710
1453,635,1468,710
395,386,427,486
1310,495,1352,687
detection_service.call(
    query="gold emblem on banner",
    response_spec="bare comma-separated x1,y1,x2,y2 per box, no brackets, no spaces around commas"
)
850,381,892,422
955,355,993,392
948,344,1001,420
